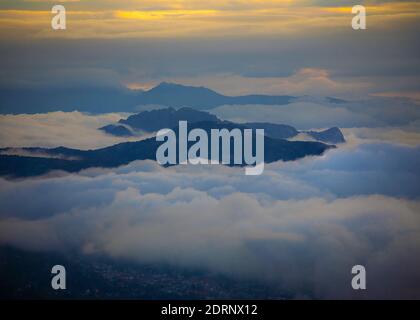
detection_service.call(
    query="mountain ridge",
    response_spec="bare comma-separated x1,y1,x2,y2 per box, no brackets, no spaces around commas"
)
0,121,335,178
100,107,346,144
0,82,297,114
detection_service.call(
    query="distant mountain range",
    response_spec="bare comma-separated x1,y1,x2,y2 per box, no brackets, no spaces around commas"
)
119,106,220,131
0,82,299,114
100,107,346,144
0,85,346,177
0,119,338,177
136,82,295,110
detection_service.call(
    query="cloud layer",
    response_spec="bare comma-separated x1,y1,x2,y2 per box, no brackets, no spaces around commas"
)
0,111,147,149
211,96,420,130
0,140,419,299
1,1,419,39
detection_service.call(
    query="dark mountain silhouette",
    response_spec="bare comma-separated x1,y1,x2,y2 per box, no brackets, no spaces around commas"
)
305,127,346,144
0,122,334,178
118,107,219,132
136,82,295,110
135,82,226,110
99,124,133,137
0,83,295,114
100,107,345,144
243,122,298,139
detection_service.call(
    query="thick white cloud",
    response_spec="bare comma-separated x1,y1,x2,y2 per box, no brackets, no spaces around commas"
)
0,111,148,149
342,127,420,147
211,102,375,130
0,176,419,299
210,97,420,130
0,111,419,298
0,141,419,299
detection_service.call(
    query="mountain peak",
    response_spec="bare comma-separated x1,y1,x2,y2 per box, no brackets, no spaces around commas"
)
150,82,216,93
125,82,295,110
153,81,179,89
118,107,220,132
306,127,345,144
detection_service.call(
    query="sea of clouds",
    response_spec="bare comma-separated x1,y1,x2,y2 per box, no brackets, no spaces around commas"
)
211,97,420,130
0,111,419,299
0,111,145,149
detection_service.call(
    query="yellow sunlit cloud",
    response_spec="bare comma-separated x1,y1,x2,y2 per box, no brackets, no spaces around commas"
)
125,82,156,90
115,10,219,20
0,1,418,39
325,3,420,15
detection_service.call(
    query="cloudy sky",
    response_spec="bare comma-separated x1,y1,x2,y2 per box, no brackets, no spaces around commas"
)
0,0,419,98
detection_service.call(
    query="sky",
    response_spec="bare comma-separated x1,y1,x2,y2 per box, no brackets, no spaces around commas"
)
0,0,419,98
